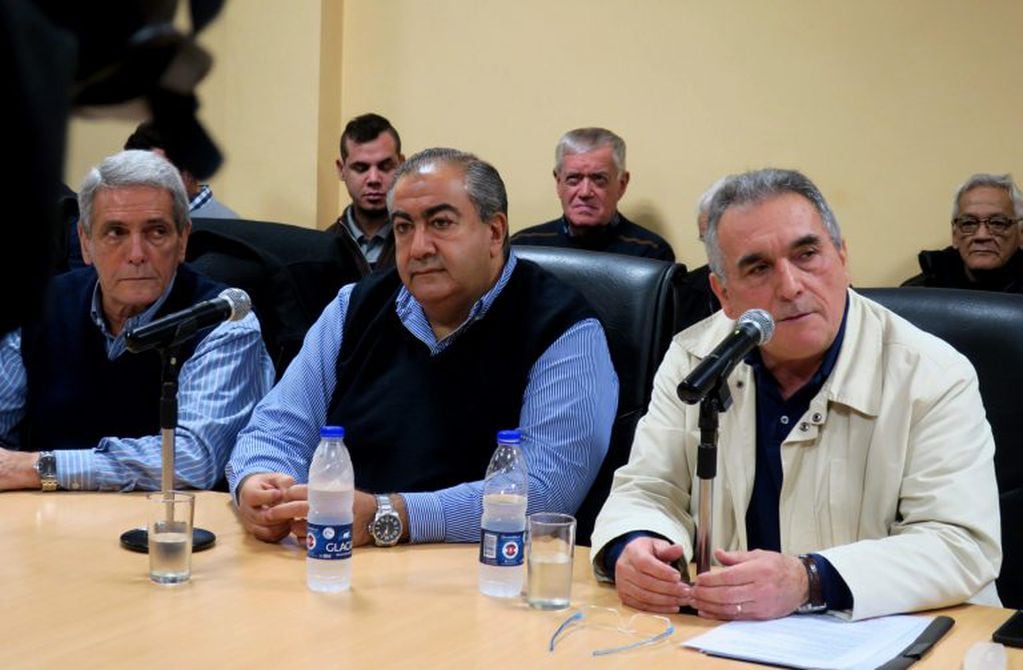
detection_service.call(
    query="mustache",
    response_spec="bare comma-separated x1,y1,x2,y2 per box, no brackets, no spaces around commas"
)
772,305,815,322
407,261,444,274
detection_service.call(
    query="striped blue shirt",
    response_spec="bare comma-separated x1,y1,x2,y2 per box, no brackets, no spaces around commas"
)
0,271,276,491
227,251,618,543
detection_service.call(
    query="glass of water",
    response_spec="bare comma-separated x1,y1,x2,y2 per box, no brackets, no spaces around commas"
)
147,491,195,584
527,512,576,610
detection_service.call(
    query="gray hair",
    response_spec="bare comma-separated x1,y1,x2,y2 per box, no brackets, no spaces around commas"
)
554,127,626,175
697,176,729,218
78,149,189,235
696,176,729,241
951,173,1023,221
704,168,843,280
387,147,508,222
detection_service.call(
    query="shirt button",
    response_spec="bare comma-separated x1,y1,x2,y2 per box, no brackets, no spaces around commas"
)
780,415,790,425
812,412,823,423
799,422,809,432
736,380,744,389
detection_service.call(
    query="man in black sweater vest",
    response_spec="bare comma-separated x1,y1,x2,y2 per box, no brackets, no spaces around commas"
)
0,150,273,492
230,148,618,549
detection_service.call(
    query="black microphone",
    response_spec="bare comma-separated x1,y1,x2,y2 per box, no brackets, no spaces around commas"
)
124,288,251,353
677,308,774,404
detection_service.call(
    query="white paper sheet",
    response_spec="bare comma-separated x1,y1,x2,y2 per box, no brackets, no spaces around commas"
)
682,613,933,670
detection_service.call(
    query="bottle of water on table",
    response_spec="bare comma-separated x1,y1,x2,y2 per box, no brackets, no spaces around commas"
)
479,429,528,598
307,425,354,592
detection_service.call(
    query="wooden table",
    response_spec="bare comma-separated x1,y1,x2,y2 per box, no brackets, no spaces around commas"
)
1,492,1018,669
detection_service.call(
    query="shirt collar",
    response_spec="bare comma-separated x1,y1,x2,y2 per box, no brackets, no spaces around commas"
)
395,251,518,354
744,294,850,395
189,185,213,212
89,271,178,345
344,206,392,242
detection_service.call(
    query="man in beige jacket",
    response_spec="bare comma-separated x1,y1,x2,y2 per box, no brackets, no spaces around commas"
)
591,168,1002,621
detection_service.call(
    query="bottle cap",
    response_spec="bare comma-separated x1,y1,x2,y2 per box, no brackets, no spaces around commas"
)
320,425,345,439
496,429,521,444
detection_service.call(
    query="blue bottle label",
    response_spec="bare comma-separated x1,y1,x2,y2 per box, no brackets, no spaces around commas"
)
307,522,352,560
479,529,525,567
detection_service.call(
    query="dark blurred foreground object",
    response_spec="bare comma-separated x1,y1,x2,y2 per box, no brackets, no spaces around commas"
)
1,0,223,336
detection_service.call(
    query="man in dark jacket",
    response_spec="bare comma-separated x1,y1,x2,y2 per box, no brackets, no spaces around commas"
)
511,127,674,261
903,173,1023,292
327,113,405,271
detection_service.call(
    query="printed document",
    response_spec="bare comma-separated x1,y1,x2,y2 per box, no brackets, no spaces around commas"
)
683,613,933,669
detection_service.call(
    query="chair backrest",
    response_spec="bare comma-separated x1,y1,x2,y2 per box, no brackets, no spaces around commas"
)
859,286,1023,608
513,246,686,544
187,218,365,378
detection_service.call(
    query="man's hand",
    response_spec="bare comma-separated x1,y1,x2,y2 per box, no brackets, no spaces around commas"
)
689,548,808,620
284,487,378,548
237,473,301,542
614,536,692,613
0,448,40,491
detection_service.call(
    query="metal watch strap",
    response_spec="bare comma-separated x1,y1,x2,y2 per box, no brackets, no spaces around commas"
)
376,494,394,517
796,553,827,613
35,451,58,492
371,494,401,546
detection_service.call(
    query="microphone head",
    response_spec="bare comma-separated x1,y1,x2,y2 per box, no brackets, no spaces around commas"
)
738,308,774,345
218,288,251,321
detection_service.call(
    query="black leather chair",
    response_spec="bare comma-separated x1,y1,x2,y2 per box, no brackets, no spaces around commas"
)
859,287,1023,608
514,246,687,545
187,218,365,378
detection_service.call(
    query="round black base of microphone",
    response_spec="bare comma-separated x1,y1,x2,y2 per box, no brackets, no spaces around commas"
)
119,527,217,553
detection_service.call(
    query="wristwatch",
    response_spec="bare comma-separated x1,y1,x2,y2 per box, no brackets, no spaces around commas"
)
796,553,828,613
34,451,58,492
368,494,402,546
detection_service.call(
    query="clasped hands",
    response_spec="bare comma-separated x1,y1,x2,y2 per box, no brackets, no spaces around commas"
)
237,472,376,546
614,537,809,620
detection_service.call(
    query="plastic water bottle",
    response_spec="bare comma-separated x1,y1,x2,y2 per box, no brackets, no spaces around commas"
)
479,429,528,597
306,425,354,592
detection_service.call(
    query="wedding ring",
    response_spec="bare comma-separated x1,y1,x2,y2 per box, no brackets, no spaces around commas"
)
736,603,743,615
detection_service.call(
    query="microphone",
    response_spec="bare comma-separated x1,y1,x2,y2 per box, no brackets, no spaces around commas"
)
677,308,774,404
124,288,251,353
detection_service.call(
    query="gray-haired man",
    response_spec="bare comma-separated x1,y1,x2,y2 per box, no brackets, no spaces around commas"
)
0,150,274,492
903,173,1023,292
593,168,1001,621
229,148,617,552
512,127,674,261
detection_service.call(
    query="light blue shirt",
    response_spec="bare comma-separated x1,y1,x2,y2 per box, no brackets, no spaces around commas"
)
0,270,276,491
227,251,618,543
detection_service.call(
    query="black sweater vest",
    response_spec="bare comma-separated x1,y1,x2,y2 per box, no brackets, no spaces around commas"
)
326,259,596,493
19,265,225,451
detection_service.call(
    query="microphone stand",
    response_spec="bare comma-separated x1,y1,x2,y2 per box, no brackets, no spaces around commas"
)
119,344,216,553
694,377,731,575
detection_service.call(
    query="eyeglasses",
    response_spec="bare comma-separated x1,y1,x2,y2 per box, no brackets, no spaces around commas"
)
548,605,675,656
952,215,1019,235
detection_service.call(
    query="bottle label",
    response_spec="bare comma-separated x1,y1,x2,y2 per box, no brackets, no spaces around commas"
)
479,529,525,567
307,522,353,560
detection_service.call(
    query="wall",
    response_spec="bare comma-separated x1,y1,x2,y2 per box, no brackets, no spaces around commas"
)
66,1,1023,286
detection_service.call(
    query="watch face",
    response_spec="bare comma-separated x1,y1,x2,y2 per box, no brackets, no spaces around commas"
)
372,514,402,544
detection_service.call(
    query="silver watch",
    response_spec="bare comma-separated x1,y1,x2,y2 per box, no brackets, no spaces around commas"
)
368,494,402,546
34,451,58,491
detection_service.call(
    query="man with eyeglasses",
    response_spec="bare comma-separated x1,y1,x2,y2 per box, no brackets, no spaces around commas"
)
903,173,1023,292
